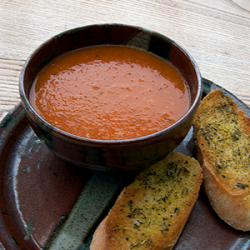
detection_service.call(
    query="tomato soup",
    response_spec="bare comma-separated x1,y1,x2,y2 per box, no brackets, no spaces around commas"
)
29,45,190,140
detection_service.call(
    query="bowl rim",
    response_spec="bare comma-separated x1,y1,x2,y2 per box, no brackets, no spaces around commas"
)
19,23,202,146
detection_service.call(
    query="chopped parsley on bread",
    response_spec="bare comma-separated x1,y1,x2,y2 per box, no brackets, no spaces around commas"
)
90,152,203,250
193,89,250,231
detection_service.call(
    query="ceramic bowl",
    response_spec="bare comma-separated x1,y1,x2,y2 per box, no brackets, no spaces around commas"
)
19,24,202,171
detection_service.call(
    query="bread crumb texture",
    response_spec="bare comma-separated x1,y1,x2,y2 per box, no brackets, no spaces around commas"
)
95,152,202,249
193,90,250,192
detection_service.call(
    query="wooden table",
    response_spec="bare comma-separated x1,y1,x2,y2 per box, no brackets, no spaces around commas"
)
0,0,250,121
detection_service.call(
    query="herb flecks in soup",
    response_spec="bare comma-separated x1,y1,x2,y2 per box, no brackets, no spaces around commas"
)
30,45,190,140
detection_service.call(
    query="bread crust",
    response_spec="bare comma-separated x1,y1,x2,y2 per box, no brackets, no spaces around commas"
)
90,152,203,249
193,90,250,231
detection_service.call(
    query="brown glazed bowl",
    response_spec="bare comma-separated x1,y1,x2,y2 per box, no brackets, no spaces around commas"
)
19,24,202,171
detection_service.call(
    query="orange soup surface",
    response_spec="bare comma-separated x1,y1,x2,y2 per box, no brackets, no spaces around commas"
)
29,45,191,140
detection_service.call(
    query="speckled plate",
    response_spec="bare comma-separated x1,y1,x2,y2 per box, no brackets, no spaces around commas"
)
0,79,250,250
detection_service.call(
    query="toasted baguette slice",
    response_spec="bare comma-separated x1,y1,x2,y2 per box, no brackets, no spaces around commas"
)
193,89,250,231
90,152,203,250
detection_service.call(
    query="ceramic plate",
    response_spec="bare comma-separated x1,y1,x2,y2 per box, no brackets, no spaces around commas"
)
0,79,250,250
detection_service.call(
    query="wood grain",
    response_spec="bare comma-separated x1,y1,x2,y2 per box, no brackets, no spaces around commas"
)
232,0,250,12
0,0,250,121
